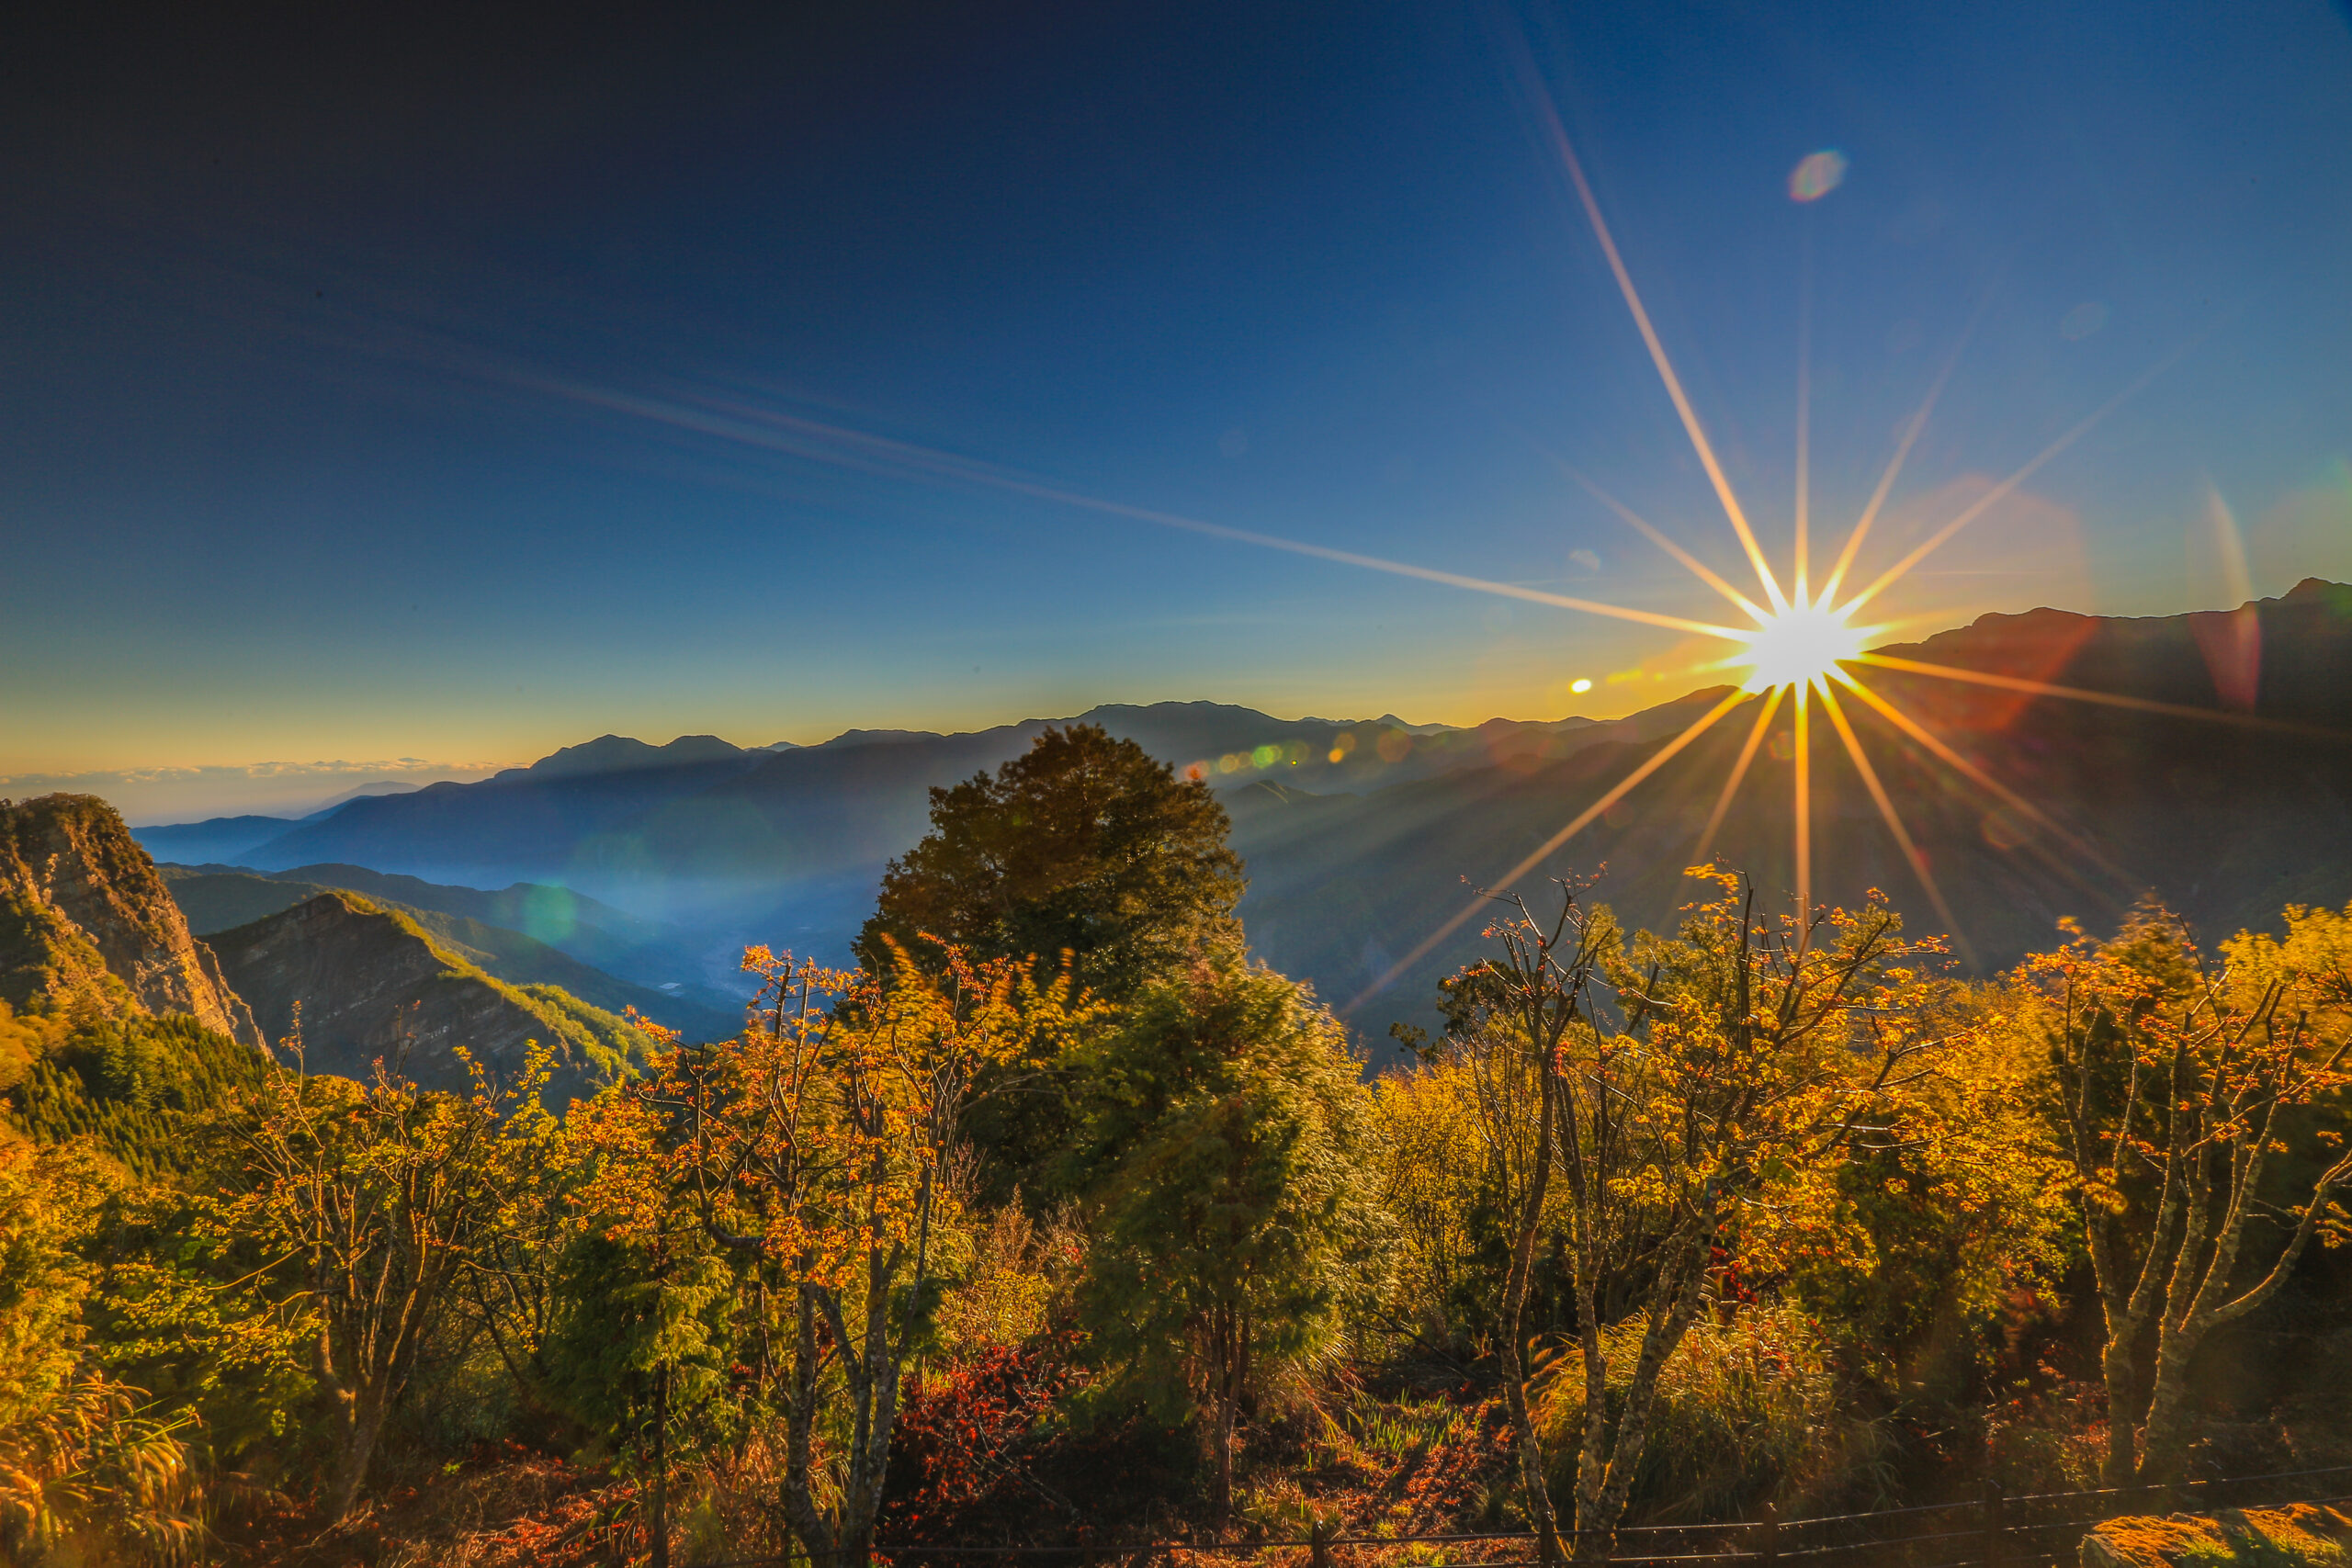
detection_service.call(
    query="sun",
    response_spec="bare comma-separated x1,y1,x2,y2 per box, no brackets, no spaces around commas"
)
1734,600,1869,693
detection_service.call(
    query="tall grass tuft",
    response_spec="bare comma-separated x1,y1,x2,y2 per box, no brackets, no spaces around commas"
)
1532,1303,1884,1522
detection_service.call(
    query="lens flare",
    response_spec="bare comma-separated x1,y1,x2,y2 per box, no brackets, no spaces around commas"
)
1340,57,2233,1008
1734,600,1870,692
1788,150,1849,203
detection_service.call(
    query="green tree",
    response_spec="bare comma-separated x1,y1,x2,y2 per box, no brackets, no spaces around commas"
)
1067,953,1389,1522
542,1229,734,1568
0,1138,202,1562
856,725,1245,1003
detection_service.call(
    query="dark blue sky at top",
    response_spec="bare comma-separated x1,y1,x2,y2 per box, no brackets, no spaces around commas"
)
6,0,2351,777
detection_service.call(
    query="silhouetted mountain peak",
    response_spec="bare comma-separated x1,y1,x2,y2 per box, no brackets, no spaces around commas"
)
2285,576,2352,607
502,733,747,781
1082,700,1291,724
816,729,941,750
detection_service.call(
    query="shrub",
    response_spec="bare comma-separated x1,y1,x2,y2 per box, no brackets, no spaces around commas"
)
1533,1303,1871,1521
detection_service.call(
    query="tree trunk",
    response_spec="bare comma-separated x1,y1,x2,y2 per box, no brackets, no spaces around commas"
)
1210,1303,1239,1527
1214,1393,1237,1529
782,1284,838,1563
1500,1064,1560,1562
1583,1234,1712,1558
649,1362,671,1568
327,1380,390,1523
2097,1319,2143,1487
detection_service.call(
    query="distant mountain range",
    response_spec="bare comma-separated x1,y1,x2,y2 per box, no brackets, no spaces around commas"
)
130,707,1621,877
1229,579,2352,1037
124,581,2352,1045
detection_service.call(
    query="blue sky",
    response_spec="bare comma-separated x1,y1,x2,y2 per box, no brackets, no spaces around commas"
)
6,0,2350,789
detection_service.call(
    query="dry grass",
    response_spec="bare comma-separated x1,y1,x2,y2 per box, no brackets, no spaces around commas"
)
2083,1506,2352,1568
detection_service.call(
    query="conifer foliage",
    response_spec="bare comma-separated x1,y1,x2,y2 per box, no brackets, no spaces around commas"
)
1066,952,1389,1520
858,724,1245,1000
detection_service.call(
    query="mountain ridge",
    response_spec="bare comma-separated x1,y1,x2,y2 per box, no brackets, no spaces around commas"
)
1,795,260,1045
99,582,2352,1039
1233,579,2352,1041
208,890,647,1092
159,866,739,1042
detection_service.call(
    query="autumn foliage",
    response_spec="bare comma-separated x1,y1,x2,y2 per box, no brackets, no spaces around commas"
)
6,728,2352,1565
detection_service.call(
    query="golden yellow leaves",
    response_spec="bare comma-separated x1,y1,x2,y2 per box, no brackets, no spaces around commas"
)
587,935,1100,1295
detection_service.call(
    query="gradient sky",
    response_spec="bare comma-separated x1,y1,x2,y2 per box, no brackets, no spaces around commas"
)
7,0,2351,795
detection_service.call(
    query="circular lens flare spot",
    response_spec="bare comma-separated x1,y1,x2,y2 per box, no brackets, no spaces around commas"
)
1789,150,1849,202
1737,603,1867,691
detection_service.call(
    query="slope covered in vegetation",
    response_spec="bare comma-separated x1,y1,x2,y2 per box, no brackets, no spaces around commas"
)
6,728,2352,1567
207,890,647,1090
162,865,738,1041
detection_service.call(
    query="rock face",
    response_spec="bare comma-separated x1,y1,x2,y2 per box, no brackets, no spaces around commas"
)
208,890,641,1094
0,794,260,1044
2082,1506,2352,1568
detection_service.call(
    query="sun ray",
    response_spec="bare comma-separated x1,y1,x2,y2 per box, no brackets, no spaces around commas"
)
1794,681,1813,927
1515,61,1787,613
1841,340,2199,615
1818,310,1980,604
1558,463,1772,624
1794,251,1814,604
1697,686,1782,862
515,232,2279,989
1344,687,1749,1012
548,378,1762,643
1040,506,1754,641
1853,652,2347,738
1827,666,2127,886
1818,682,1973,963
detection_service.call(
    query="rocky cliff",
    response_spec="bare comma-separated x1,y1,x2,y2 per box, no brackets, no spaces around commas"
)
0,794,259,1044
207,890,644,1094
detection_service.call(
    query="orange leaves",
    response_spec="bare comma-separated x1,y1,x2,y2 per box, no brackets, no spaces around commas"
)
614,938,1097,1293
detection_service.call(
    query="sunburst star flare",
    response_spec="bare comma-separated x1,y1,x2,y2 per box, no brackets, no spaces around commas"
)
1732,601,1872,694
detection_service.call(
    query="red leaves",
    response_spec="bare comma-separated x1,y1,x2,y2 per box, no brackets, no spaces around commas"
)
876,1337,1086,1547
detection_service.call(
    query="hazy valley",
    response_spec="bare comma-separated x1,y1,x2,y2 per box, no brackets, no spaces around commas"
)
122,578,2352,1049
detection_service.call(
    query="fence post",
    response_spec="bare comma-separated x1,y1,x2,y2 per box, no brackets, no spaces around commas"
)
1982,1480,2007,1568
1311,1518,1335,1568
1756,1502,1780,1568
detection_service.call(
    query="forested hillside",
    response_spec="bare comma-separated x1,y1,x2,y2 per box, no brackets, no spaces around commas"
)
162,866,738,1041
207,891,647,1091
8,729,2352,1566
